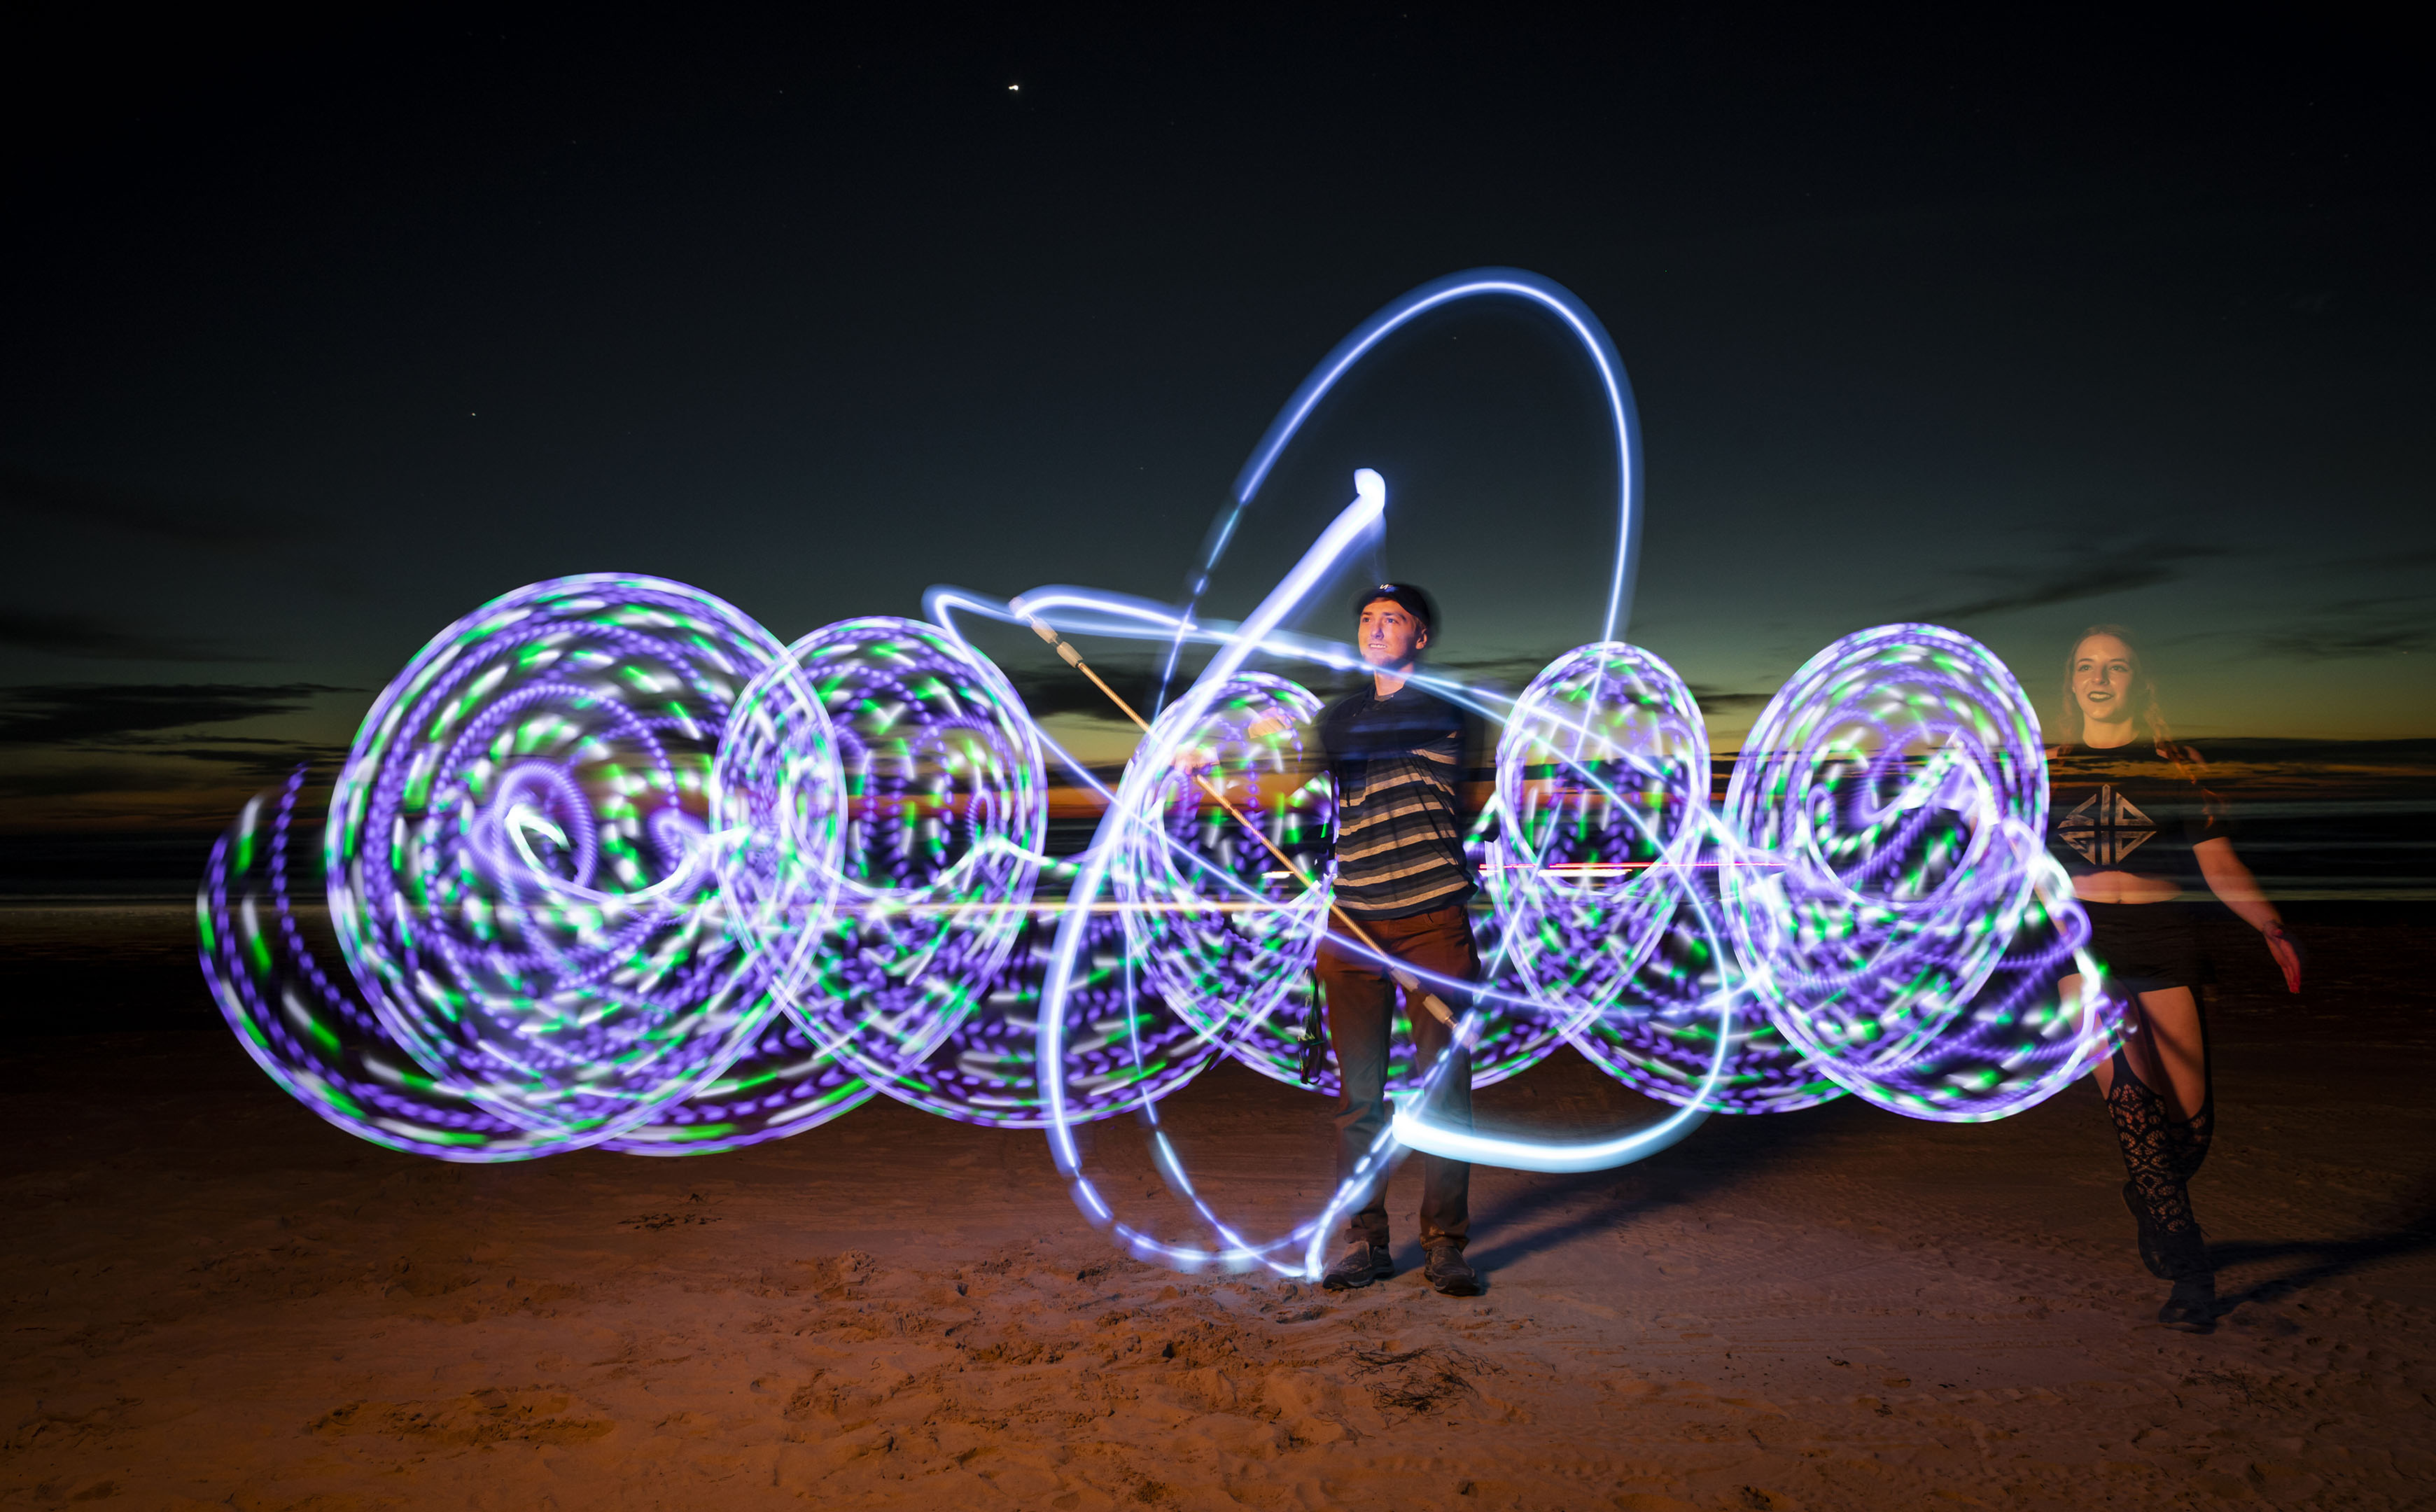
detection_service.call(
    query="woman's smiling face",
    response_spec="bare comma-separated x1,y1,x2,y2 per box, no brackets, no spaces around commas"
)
2072,634,2137,727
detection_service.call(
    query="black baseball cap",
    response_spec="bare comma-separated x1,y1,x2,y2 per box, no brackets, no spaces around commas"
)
1354,582,1436,636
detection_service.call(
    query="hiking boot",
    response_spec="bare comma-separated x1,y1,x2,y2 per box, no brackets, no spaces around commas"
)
1321,1241,1392,1291
1423,1243,1481,1296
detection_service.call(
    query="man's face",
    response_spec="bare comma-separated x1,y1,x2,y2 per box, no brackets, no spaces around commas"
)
1358,600,1427,671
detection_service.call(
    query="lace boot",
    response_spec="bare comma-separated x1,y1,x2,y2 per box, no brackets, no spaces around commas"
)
2106,1057,2211,1283
2165,1096,2215,1184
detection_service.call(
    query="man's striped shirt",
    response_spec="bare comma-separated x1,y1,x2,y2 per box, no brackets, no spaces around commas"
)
1320,683,1476,920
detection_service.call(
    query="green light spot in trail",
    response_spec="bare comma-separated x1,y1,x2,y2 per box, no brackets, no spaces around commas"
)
652,1123,740,1143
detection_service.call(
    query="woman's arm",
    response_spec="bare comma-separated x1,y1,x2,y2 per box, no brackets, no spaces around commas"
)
2193,836,2303,992
2192,836,2277,929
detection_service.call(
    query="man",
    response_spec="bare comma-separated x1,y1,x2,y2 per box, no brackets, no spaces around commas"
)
1308,582,1482,1296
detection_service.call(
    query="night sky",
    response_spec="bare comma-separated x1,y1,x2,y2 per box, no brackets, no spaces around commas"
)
3,8,2428,834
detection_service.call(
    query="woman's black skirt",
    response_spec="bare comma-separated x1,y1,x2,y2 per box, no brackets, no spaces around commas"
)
2081,900,2204,995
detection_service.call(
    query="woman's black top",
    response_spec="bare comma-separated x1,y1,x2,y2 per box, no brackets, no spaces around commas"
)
2043,741,2233,887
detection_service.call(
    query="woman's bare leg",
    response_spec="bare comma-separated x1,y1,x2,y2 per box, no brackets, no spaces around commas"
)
2069,976,2205,1118
2128,986,2206,1118
2066,974,2101,1083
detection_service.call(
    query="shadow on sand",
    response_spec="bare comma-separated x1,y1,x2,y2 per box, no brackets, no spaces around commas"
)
2210,1176,2436,1318
1408,1092,1876,1284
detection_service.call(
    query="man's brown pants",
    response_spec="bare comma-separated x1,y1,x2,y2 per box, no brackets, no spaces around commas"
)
1315,904,1476,1252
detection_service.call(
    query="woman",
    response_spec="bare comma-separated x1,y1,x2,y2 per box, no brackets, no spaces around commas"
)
2049,625,2303,1331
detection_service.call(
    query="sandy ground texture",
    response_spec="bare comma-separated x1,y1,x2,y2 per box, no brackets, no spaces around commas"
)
3,911,2432,1511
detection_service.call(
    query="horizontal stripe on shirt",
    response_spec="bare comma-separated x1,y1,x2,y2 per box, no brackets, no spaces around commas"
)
1321,681,1476,921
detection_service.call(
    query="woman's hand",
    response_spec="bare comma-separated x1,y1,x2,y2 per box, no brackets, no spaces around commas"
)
1243,713,1292,741
2194,839,2297,989
2263,923,2304,995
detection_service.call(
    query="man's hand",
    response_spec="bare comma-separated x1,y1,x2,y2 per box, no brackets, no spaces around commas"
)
1173,713,1291,771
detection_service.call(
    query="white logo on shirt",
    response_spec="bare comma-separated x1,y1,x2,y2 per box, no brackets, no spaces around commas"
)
2058,785,2156,867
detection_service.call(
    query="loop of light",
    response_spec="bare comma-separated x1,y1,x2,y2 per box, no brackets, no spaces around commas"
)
198,268,2114,1278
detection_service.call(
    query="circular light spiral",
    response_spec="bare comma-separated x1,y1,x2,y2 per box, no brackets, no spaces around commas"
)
1555,862,1848,1116
1721,623,2102,1118
326,574,802,1145
1115,671,1334,1083
1476,643,1844,1116
201,768,559,1160
1489,642,1707,1028
722,616,1046,1100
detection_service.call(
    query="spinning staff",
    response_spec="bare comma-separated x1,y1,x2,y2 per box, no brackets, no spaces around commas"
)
1019,615,1458,1029
1030,584,1488,1298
